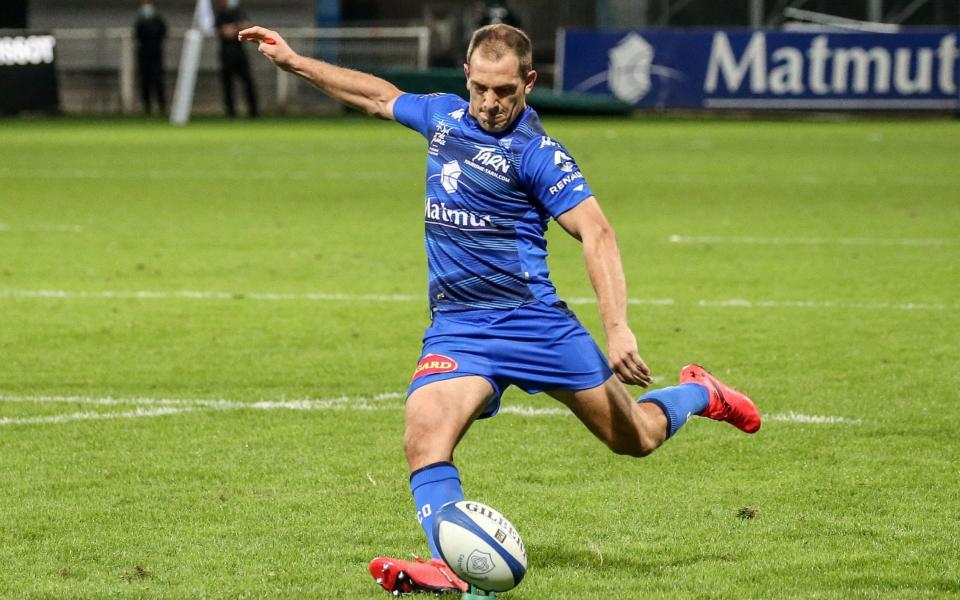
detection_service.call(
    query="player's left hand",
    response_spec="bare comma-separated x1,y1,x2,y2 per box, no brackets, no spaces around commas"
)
606,326,652,387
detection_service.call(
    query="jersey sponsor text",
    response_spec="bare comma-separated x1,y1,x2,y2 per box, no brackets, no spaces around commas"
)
548,171,584,195
465,145,512,182
412,353,459,380
425,198,495,230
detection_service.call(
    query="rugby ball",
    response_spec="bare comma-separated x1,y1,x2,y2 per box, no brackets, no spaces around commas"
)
432,500,527,592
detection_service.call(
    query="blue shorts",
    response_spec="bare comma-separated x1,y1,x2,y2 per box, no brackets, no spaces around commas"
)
407,301,613,418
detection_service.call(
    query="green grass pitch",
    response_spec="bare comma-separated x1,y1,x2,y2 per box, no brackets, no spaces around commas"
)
1,115,958,598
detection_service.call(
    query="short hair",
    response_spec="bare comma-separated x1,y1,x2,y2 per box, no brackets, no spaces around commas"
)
466,24,533,78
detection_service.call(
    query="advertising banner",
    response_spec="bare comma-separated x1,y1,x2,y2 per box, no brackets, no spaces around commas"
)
559,29,960,110
0,30,60,115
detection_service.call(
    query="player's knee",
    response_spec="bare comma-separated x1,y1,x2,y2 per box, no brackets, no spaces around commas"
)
404,424,448,466
403,427,427,461
608,435,656,458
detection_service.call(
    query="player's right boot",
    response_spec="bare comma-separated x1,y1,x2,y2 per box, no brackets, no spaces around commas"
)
680,364,762,433
369,556,468,595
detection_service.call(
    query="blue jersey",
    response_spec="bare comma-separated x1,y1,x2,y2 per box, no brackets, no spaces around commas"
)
393,93,595,312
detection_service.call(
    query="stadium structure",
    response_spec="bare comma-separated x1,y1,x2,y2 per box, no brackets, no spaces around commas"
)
3,0,958,116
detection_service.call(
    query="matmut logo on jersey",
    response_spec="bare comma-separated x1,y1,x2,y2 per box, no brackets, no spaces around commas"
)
425,198,495,230
465,145,511,183
412,353,459,380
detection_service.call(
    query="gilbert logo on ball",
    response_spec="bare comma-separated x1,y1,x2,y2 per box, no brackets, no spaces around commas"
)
432,501,527,593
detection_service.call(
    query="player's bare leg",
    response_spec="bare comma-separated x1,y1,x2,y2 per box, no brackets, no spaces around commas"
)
371,376,493,595
404,376,493,471
551,366,761,456
548,376,669,457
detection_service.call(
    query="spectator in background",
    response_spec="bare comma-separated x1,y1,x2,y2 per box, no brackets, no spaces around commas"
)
477,0,522,28
464,1,521,57
215,0,259,118
134,1,167,114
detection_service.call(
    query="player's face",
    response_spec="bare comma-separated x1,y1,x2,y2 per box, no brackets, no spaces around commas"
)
465,53,537,133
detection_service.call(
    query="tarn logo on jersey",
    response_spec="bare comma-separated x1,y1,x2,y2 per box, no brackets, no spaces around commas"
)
425,198,495,230
548,171,584,195
470,146,510,174
448,108,465,121
412,353,459,381
539,136,558,149
554,150,575,173
440,160,462,193
465,145,512,183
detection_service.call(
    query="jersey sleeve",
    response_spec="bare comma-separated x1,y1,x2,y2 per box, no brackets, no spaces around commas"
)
520,136,595,219
392,93,446,139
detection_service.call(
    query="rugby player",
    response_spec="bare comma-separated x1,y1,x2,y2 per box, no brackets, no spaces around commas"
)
240,23,761,595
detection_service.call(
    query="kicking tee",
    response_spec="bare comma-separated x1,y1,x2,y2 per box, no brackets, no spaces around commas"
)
393,93,595,312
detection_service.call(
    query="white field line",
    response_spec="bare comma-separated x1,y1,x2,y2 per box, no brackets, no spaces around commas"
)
0,289,674,306
0,406,198,426
0,288,955,311
6,167,957,188
668,234,951,247
0,393,861,427
0,289,421,303
499,406,571,417
698,299,958,311
765,412,862,425
0,392,404,410
0,393,403,426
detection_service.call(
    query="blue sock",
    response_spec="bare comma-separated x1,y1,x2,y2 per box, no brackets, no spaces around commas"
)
638,383,709,438
410,461,464,559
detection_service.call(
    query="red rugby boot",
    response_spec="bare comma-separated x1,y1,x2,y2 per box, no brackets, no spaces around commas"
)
680,364,761,433
369,556,468,595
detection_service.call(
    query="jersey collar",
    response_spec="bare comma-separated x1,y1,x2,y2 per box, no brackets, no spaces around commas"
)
464,105,531,139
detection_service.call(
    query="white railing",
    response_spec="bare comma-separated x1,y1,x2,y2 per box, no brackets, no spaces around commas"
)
268,27,430,111
51,28,136,112
782,7,902,33
50,26,430,114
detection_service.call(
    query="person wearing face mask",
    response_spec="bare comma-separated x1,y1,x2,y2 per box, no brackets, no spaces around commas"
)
214,0,259,118
134,0,167,114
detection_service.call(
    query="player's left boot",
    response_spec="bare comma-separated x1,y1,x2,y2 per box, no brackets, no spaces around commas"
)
369,556,468,595
680,364,761,433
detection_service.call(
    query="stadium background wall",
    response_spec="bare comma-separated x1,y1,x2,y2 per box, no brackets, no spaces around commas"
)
0,0,28,29
16,0,960,115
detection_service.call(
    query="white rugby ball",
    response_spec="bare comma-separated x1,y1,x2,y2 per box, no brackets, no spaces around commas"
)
432,500,527,592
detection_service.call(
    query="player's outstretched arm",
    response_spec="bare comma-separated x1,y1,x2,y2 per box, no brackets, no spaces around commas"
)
556,197,652,388
238,26,402,120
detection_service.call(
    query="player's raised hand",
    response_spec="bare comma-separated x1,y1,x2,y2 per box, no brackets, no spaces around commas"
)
238,26,297,70
606,326,653,387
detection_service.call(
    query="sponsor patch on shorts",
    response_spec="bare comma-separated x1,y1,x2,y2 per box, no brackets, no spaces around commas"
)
412,353,459,381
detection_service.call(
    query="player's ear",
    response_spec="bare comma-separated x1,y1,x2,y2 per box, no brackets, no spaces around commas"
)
463,63,470,90
523,69,537,95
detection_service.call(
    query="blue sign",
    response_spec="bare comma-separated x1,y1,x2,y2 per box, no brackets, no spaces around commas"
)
558,29,960,110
